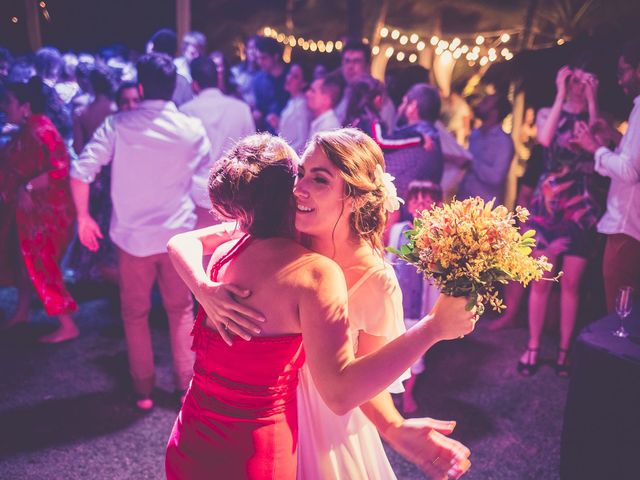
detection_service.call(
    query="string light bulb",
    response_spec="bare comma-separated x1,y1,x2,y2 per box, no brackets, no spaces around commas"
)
409,53,418,63
380,27,389,38
385,47,394,58
11,16,18,23
430,36,439,46
400,35,408,45
396,52,405,61
391,29,400,40
410,34,419,44
475,35,485,45
500,33,511,43
479,56,488,66
417,41,426,51
372,45,380,55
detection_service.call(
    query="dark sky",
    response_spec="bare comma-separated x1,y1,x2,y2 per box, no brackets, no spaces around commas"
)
0,0,290,56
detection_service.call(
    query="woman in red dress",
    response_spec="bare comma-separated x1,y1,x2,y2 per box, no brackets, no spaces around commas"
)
164,134,476,479
0,77,78,342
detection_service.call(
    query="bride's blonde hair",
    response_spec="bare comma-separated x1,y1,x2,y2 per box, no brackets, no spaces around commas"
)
310,128,387,252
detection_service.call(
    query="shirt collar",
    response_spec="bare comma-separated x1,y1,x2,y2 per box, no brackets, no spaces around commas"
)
198,88,223,98
313,109,335,124
139,99,177,111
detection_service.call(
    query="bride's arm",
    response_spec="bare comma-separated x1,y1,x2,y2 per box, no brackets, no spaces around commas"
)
300,257,476,415
167,222,265,344
356,333,471,478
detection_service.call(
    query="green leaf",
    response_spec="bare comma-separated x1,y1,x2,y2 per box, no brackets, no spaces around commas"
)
385,246,401,256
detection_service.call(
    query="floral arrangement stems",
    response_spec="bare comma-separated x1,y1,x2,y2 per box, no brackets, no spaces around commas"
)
388,197,558,315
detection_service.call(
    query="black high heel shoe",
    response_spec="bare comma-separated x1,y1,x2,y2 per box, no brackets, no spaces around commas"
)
517,348,540,376
555,348,570,377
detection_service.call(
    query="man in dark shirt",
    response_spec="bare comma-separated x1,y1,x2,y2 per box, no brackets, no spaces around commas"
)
252,36,288,133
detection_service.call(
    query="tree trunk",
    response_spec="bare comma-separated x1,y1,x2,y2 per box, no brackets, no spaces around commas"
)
24,0,42,51
176,0,191,52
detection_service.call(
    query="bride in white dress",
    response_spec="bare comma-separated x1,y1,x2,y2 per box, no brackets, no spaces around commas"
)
169,129,472,479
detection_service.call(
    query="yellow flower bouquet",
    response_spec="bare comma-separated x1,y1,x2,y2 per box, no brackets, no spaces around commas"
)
388,197,556,314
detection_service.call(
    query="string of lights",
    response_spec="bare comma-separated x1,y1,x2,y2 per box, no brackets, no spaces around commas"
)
261,25,520,67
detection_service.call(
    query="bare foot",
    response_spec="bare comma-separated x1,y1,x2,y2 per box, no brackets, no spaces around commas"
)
38,324,80,344
403,392,418,414
136,398,154,411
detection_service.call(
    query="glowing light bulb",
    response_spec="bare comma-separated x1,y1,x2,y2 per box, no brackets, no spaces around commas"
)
380,27,389,38
372,45,380,55
479,56,488,66
500,33,511,43
430,36,439,46
396,52,405,61
475,35,485,45
391,30,400,40
385,47,394,58
417,41,426,51
409,53,418,63
410,34,419,44
400,35,408,45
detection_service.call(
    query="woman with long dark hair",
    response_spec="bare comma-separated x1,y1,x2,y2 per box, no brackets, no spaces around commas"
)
0,77,78,342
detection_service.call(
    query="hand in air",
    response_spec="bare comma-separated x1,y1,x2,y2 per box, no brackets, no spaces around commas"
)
385,417,471,479
555,66,572,99
428,294,477,341
77,214,103,252
197,282,265,346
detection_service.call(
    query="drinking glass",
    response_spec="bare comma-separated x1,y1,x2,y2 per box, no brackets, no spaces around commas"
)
613,286,633,338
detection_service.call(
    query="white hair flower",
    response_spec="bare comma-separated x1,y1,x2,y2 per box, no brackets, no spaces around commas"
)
374,164,404,213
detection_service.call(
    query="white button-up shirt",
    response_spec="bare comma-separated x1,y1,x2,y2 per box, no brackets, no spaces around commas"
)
71,100,211,257
278,95,311,154
308,109,341,140
595,95,640,242
180,88,255,208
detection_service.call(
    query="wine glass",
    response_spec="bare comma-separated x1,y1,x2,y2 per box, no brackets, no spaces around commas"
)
613,286,633,338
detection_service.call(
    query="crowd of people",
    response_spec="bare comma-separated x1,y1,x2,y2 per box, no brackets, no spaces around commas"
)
0,25,639,479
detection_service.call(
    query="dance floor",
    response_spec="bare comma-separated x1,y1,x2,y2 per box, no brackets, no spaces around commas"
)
0,284,569,479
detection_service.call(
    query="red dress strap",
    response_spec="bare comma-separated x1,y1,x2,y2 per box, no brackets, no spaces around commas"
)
192,233,252,342
209,233,252,282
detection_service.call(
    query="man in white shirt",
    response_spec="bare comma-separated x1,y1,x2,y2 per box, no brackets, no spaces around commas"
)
70,53,211,409
573,38,640,312
181,56,255,227
306,72,342,139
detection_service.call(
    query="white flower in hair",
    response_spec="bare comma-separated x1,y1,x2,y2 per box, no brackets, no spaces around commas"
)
374,164,404,213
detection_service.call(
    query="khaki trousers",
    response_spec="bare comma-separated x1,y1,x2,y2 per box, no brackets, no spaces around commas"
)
118,248,194,397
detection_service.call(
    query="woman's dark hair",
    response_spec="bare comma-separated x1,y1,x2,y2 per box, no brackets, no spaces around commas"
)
208,134,297,238
568,51,597,74
5,76,73,137
7,76,49,114
344,75,385,128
